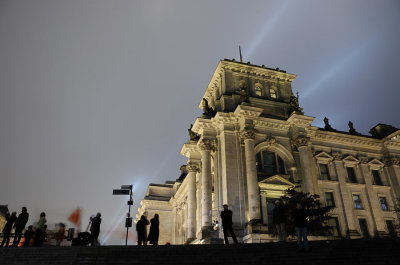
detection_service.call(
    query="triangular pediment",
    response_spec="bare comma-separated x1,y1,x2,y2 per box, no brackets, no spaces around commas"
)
314,151,333,161
259,175,294,186
342,155,360,164
368,158,384,167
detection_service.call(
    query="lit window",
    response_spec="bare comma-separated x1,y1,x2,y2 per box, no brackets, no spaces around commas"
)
379,197,389,211
325,192,335,207
256,151,286,178
353,194,362,209
372,170,383,185
270,88,277,99
346,167,357,183
254,83,263,96
319,164,330,180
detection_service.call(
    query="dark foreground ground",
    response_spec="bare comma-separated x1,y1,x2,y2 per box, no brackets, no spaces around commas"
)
0,238,399,265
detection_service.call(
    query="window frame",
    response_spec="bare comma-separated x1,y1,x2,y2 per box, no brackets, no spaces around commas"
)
325,192,336,207
346,166,358,183
371,169,383,186
352,194,363,209
378,196,389,211
319,163,331,180
256,150,286,178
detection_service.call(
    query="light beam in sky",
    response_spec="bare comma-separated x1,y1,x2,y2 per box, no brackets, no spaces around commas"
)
246,0,290,58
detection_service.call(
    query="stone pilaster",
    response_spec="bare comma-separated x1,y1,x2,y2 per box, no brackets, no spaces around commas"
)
384,156,400,200
186,162,199,241
359,161,387,236
241,129,261,222
333,156,359,237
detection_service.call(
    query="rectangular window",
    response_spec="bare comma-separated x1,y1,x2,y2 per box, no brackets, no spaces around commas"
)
358,218,370,238
325,192,335,207
372,170,383,185
385,220,396,237
262,151,277,176
353,194,363,209
379,197,389,211
327,217,341,237
319,164,330,180
346,167,357,183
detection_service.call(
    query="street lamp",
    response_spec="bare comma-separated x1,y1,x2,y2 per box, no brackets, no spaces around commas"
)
113,184,133,246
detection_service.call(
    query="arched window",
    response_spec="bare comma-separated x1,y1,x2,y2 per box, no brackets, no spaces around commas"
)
256,151,286,179
269,88,277,99
254,83,263,96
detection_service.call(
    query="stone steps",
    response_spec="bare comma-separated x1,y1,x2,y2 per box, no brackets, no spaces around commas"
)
0,239,399,265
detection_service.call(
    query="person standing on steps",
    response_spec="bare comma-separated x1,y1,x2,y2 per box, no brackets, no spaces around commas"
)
136,215,149,246
34,212,46,246
293,203,309,251
147,214,160,245
221,204,238,244
273,200,286,242
1,211,17,247
12,207,29,247
90,212,102,246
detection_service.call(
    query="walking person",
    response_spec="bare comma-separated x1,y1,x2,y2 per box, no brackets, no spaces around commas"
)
273,200,286,242
147,214,160,245
1,211,17,247
33,212,47,246
90,213,101,246
293,203,309,251
12,207,29,247
23,225,34,247
221,204,238,244
136,215,149,246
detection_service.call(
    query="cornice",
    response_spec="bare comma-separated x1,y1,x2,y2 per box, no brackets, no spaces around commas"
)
219,60,296,82
287,113,315,127
312,130,381,149
233,105,263,120
180,143,200,159
192,117,216,136
254,118,289,131
212,112,237,124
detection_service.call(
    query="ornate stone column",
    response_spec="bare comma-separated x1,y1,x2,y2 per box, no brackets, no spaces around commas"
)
292,136,314,194
186,162,199,241
199,139,214,228
241,129,261,222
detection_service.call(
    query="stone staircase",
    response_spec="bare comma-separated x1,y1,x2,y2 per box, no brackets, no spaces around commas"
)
0,239,399,265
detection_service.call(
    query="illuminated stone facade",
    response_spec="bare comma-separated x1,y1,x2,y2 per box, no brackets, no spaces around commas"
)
136,59,400,244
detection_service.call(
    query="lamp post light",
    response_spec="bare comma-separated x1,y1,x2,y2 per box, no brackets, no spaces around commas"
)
113,184,133,246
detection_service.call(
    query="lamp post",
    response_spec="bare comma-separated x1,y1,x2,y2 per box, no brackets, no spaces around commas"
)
113,184,133,246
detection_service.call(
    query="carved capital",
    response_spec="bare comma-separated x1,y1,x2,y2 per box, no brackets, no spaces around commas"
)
186,162,200,172
332,151,342,161
384,156,400,167
291,135,309,150
241,129,256,140
198,139,217,151
358,156,369,164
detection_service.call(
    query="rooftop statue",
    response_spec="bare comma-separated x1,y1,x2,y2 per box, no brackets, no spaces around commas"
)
188,124,200,141
201,98,216,117
289,92,303,114
348,121,361,135
323,117,336,131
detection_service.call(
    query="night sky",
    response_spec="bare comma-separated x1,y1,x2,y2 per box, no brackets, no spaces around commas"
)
0,0,399,245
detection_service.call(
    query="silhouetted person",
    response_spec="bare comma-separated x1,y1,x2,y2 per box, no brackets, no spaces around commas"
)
23,225,34,247
1,211,17,247
147,214,159,245
90,213,101,246
221,204,238,244
34,212,46,246
293,203,309,251
273,200,286,242
136,215,149,246
12,207,29,247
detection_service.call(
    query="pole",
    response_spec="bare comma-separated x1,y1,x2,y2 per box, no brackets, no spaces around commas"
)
125,186,132,246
